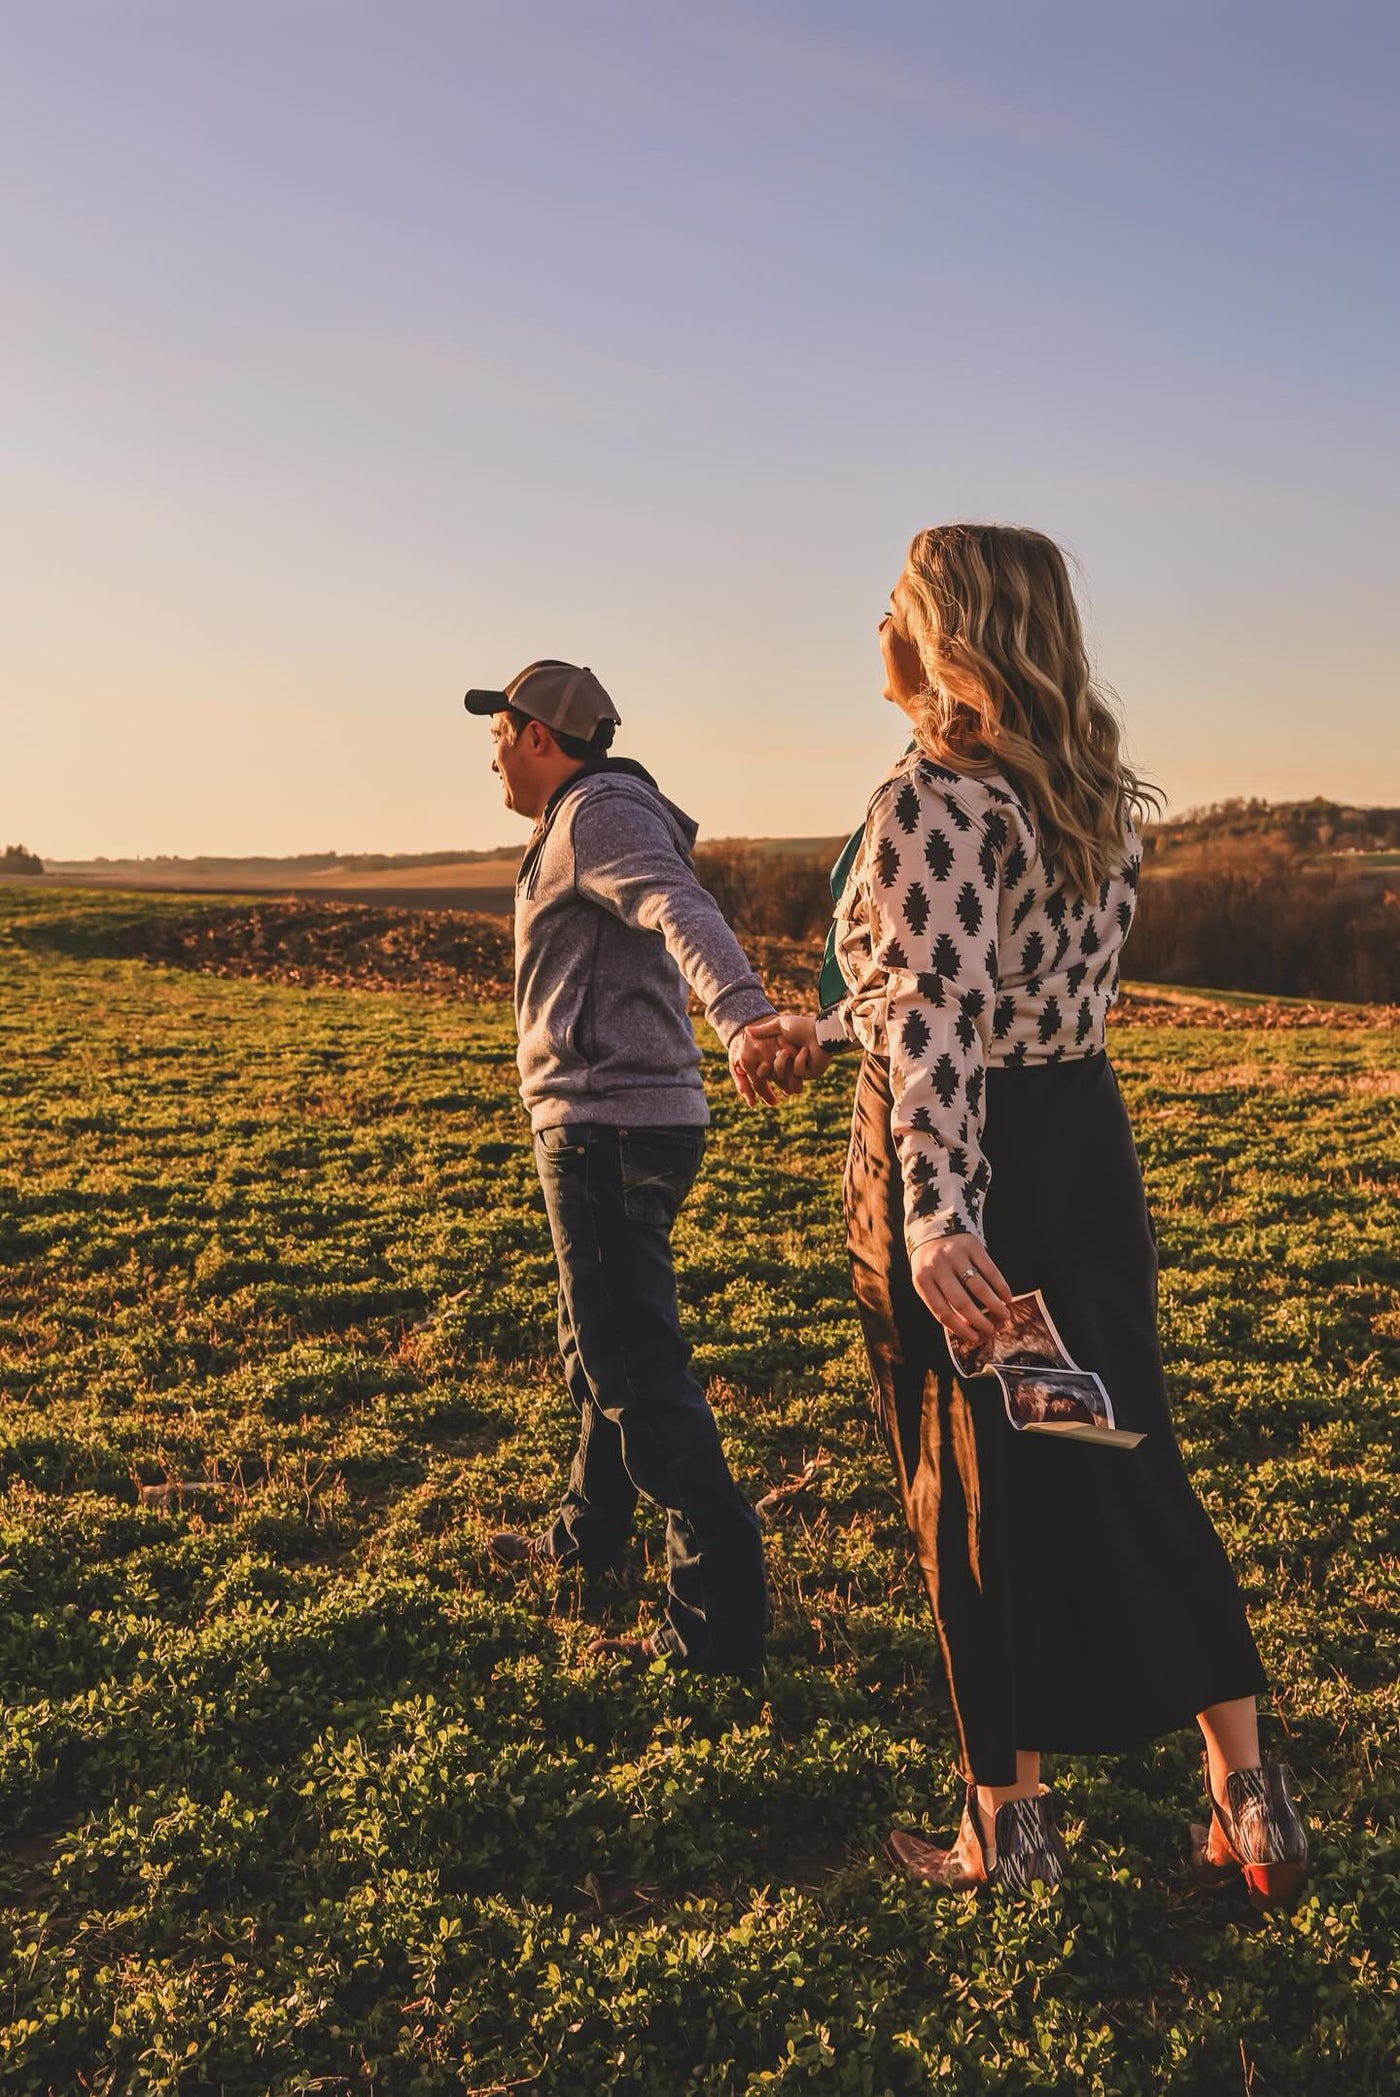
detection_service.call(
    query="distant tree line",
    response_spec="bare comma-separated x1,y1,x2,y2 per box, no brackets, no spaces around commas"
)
1145,796,1400,861
1,844,43,876
67,848,521,874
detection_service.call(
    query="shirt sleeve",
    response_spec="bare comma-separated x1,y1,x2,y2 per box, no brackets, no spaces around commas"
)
571,793,775,1046
817,771,1002,1250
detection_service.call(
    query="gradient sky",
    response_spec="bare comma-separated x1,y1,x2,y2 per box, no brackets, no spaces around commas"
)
3,0,1396,857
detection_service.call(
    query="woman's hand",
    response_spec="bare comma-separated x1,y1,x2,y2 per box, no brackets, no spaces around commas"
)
748,1012,833,1088
910,1234,1013,1344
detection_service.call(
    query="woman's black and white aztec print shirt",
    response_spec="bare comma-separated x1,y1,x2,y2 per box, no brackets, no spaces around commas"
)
814,752,1142,1252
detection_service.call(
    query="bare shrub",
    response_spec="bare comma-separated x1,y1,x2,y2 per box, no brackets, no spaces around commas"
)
1128,843,1400,1003
693,847,834,941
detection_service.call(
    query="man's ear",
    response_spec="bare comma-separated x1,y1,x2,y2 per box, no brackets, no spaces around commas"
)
527,719,555,757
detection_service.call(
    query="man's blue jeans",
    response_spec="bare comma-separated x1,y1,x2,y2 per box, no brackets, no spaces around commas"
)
533,1122,768,1676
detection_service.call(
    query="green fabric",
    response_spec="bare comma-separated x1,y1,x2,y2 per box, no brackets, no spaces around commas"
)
817,739,917,1008
817,827,864,1007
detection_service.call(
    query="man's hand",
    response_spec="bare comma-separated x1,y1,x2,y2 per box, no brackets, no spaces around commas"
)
910,1234,1013,1344
729,1020,803,1107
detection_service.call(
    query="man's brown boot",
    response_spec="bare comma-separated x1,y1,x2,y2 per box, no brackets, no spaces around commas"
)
488,1530,549,1567
585,1635,662,1668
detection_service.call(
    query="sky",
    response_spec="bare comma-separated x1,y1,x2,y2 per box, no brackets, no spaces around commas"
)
2,0,1396,858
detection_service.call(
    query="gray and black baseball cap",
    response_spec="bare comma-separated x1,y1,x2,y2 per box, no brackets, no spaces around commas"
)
464,659,621,740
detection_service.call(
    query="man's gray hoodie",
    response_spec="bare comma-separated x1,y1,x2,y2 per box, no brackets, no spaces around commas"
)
514,759,774,1129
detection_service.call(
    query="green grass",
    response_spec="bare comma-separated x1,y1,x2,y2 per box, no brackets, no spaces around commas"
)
1,887,1397,2095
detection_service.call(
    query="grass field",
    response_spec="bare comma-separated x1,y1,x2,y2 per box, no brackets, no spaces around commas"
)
1,885,1397,2095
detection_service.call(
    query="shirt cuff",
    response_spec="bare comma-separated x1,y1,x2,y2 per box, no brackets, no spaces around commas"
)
905,1209,979,1255
813,1002,851,1053
707,985,777,1049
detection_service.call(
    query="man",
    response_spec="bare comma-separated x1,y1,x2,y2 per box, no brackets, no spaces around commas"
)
465,659,785,1678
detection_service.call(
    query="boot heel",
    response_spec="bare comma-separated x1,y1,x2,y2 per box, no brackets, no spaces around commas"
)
1243,1860,1307,1913
1190,1760,1309,1911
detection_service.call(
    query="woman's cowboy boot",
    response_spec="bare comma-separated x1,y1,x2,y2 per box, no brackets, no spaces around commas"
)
885,1784,1069,1892
1189,1762,1309,1912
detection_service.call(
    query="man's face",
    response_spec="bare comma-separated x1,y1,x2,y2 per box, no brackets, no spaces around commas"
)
490,711,551,819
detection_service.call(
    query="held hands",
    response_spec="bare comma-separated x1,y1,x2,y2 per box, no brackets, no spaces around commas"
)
728,1012,832,1107
728,1021,799,1107
910,1235,1014,1344
731,1021,1010,1350
752,1012,833,1088
732,1015,1010,1349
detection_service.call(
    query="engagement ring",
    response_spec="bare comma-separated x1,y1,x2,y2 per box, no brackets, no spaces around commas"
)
961,1265,977,1284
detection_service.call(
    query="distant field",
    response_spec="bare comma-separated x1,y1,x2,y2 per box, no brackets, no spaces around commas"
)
0,886,1396,2094
35,837,849,920
43,857,523,888
39,857,526,916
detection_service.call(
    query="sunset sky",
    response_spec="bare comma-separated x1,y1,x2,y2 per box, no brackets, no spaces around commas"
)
4,1,1396,858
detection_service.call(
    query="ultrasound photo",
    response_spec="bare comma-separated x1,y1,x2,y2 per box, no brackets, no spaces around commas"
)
947,1290,1145,1449
946,1290,1071,1379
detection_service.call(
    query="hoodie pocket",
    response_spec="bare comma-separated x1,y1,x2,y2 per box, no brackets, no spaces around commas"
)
570,980,597,1066
566,916,606,1072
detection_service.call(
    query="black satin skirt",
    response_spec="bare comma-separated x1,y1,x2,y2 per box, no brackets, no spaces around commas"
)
845,1050,1267,1787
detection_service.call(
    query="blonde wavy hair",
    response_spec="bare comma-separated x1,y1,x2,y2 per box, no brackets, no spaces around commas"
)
894,523,1160,897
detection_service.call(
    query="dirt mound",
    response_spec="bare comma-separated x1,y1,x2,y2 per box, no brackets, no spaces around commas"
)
99,900,1397,1029
104,901,516,999
95,902,828,1012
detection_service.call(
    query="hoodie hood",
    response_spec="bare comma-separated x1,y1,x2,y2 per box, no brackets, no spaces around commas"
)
520,758,698,892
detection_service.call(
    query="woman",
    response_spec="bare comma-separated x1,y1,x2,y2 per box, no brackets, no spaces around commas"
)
759,525,1308,1903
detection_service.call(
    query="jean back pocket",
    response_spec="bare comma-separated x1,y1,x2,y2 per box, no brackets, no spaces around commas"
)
619,1128,704,1226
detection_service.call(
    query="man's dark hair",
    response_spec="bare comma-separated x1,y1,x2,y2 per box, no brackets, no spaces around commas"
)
503,705,616,764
